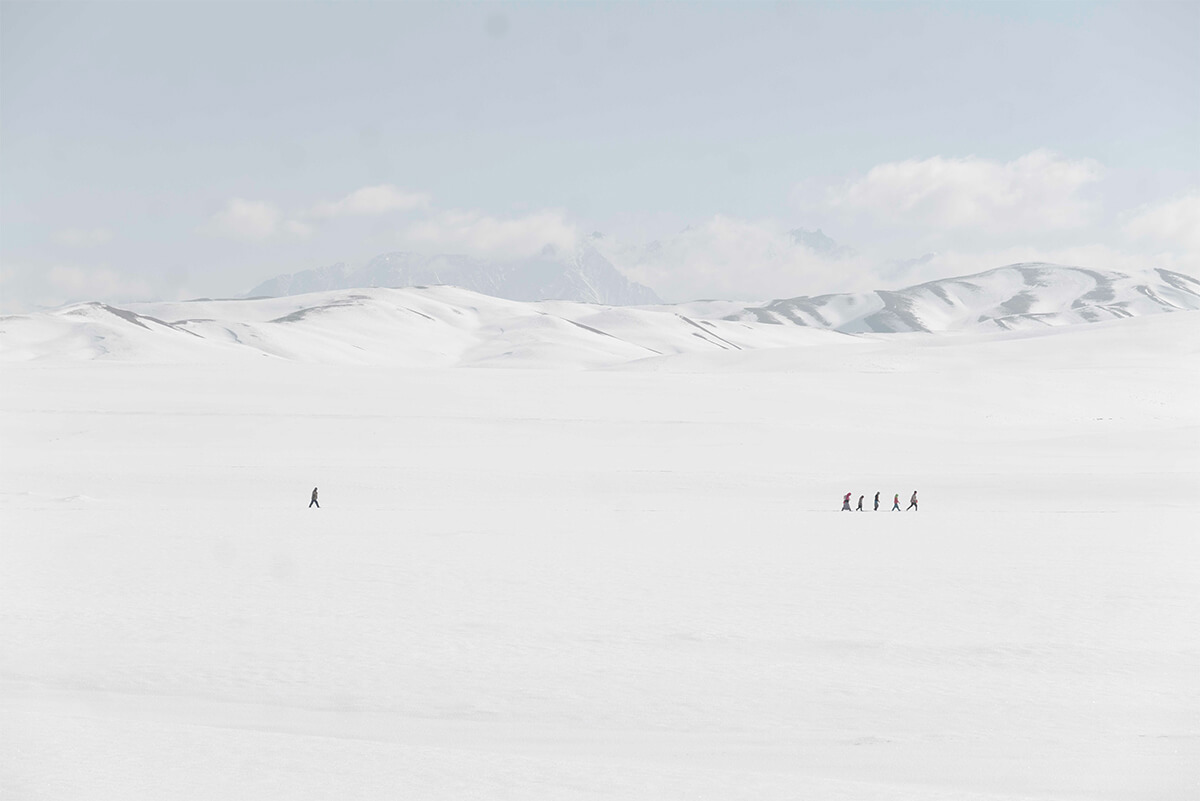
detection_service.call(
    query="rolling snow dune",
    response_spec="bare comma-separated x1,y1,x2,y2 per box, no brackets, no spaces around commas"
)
1,283,1198,799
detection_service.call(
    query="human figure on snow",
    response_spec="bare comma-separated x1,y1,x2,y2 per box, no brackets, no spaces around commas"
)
874,491,880,511
907,490,918,511
856,495,864,511
892,493,901,511
309,487,319,508
842,492,852,511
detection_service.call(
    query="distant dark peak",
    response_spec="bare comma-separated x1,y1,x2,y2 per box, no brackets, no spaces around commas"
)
893,252,938,269
790,227,831,242
789,228,856,259
247,247,661,306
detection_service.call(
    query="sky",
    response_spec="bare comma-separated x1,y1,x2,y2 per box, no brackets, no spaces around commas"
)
2,0,1198,309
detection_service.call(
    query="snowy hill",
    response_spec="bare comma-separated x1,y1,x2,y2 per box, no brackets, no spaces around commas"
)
0,287,835,368
3,264,1197,367
248,242,661,306
730,264,1200,333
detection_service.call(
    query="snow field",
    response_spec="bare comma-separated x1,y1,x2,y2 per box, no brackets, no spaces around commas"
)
2,313,1198,799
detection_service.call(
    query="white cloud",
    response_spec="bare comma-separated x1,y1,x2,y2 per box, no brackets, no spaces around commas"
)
0,262,155,312
830,150,1102,234
1121,192,1200,253
47,265,153,300
183,169,1195,304
600,217,865,302
55,227,113,247
282,219,314,239
598,214,1200,304
311,185,430,218
205,199,283,241
203,199,311,241
402,209,579,259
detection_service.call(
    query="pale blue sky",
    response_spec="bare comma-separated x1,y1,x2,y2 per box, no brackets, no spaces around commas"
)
2,1,1197,307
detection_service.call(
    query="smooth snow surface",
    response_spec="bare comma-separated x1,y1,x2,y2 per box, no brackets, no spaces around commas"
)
2,309,1198,799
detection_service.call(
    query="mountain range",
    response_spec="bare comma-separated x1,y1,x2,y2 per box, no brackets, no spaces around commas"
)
4,264,1197,367
246,227,859,306
249,242,661,306
730,264,1200,333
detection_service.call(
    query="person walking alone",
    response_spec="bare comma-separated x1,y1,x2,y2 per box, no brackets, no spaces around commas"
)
907,490,918,511
874,491,880,511
842,492,852,511
856,495,864,511
892,493,901,511
309,487,319,508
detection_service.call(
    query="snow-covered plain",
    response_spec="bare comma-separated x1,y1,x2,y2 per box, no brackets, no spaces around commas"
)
2,296,1198,799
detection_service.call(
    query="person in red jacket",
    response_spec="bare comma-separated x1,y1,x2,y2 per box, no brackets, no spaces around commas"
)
842,492,852,511
892,493,901,511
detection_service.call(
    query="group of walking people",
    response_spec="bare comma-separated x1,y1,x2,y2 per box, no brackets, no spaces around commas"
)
843,491,917,511
309,484,919,512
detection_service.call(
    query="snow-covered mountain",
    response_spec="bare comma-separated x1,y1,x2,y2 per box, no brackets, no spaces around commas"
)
788,228,856,259
4,264,1197,367
588,227,857,275
248,242,661,306
729,264,1200,333
0,288,835,368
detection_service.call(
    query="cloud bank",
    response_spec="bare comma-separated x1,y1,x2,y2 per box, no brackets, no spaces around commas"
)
597,217,867,302
401,209,579,260
204,199,285,241
201,186,573,262
1122,193,1200,253
0,262,154,313
829,150,1103,234
310,185,430,218
11,154,1194,311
